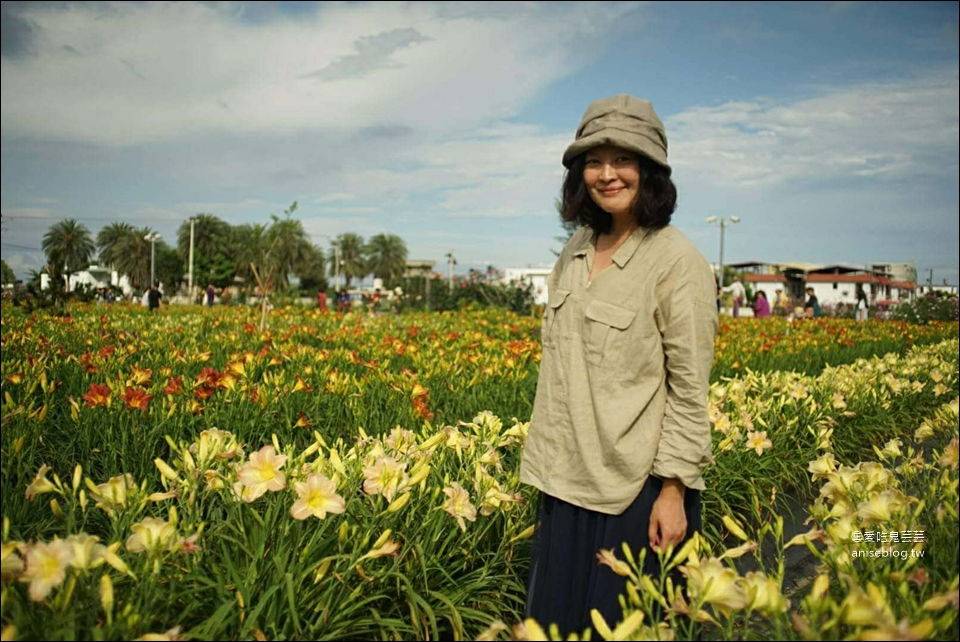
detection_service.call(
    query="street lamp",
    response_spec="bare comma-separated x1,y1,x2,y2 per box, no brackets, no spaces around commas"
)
144,232,162,286
705,216,740,288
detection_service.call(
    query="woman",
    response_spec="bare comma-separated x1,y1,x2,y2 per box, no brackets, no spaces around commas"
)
753,289,771,318
520,95,718,636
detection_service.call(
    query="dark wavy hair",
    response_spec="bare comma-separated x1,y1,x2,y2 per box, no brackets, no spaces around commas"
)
560,153,677,235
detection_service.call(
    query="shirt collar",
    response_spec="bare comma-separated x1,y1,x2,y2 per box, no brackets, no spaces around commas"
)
571,225,652,267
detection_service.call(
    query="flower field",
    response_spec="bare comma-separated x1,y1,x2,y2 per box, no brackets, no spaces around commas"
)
1,304,958,641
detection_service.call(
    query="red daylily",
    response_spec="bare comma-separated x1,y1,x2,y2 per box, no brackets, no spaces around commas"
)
82,383,111,408
121,386,152,412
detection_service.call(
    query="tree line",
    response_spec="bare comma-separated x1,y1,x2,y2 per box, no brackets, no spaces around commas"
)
32,203,410,295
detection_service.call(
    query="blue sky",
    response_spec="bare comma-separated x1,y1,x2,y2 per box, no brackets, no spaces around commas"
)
2,1,958,285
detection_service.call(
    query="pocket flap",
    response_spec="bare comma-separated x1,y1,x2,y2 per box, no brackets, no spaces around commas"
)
585,299,636,329
548,289,572,309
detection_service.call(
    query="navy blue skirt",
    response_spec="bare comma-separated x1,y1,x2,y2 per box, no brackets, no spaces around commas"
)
524,476,701,637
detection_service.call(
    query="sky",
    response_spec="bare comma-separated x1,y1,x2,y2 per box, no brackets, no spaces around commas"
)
2,1,958,286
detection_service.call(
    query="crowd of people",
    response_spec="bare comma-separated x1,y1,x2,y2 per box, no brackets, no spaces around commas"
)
717,277,871,321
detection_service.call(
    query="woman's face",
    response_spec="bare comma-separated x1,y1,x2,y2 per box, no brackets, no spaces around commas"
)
583,145,641,218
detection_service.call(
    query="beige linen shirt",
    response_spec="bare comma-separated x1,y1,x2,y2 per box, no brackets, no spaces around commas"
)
519,224,718,514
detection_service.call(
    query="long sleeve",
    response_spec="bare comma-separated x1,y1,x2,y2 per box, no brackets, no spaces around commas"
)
651,251,718,489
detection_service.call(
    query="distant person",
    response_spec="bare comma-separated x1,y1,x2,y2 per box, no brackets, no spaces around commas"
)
855,285,868,322
722,276,746,318
804,287,821,318
370,288,381,314
317,290,328,312
147,282,162,312
753,290,771,318
336,289,350,313
772,288,788,316
206,282,216,307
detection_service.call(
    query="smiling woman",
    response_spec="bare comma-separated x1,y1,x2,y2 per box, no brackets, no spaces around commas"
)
520,95,719,637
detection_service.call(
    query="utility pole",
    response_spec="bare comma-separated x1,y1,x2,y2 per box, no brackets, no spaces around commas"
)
144,232,162,286
333,244,342,291
705,216,741,287
187,217,195,297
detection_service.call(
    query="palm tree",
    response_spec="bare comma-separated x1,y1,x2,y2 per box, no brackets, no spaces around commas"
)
365,233,408,287
42,219,95,279
177,214,232,260
232,223,271,288
115,227,155,290
267,214,311,288
329,233,367,289
97,222,136,269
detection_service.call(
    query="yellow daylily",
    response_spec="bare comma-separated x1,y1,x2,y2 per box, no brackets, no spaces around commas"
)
290,473,346,521
125,517,179,555
65,533,107,571
441,482,477,532
24,464,57,501
22,539,74,602
681,557,750,613
237,445,287,501
743,571,790,615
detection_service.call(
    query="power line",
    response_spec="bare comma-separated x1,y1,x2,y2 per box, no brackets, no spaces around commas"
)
1,243,43,252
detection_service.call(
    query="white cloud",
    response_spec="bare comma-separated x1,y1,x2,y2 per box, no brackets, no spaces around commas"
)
668,67,960,187
1,1,644,146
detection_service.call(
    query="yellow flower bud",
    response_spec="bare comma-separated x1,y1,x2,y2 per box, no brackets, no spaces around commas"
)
100,574,115,615
722,515,750,542
373,530,392,550
385,493,411,514
154,459,179,482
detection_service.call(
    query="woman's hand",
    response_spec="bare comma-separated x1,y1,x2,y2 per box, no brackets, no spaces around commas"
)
648,479,687,554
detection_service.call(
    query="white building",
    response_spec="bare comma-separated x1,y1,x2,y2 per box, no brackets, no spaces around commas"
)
502,267,554,306
41,265,133,295
917,283,958,297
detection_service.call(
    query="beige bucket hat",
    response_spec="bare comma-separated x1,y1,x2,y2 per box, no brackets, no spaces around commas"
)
562,94,670,172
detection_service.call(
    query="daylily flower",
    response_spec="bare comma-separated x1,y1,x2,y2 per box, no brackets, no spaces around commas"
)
743,571,790,615
22,539,74,602
82,383,111,408
127,366,153,388
290,473,346,521
939,438,959,470
25,464,57,500
362,456,408,503
292,375,314,393
121,386,152,412
745,430,772,456
385,427,416,454
126,517,179,555
193,428,243,467
163,376,184,396
807,452,838,481
856,489,905,525
442,482,477,532
88,474,137,511
1,542,24,580
596,548,632,577
914,422,935,443
681,557,750,613
237,445,287,500
65,533,107,571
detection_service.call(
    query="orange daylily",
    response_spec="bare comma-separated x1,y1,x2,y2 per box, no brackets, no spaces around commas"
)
82,383,112,408
121,386,152,412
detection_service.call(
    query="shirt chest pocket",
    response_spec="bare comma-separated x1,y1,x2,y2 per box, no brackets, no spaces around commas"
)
542,288,571,348
583,299,643,369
